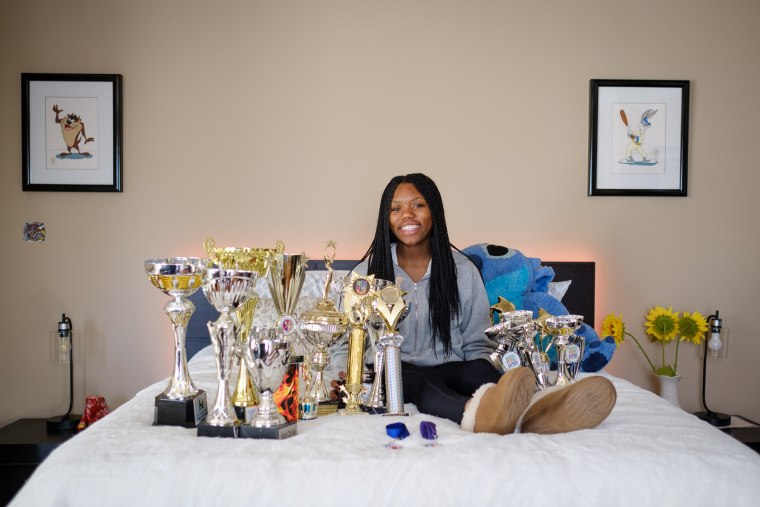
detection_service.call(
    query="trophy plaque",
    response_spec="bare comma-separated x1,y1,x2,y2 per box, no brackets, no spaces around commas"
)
145,257,209,428
240,326,297,439
204,237,282,420
197,267,258,438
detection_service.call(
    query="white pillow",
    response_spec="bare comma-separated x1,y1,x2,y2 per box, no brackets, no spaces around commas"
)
548,280,572,302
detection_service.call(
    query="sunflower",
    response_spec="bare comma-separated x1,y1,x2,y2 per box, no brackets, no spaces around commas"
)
678,311,708,345
601,313,625,345
645,306,679,343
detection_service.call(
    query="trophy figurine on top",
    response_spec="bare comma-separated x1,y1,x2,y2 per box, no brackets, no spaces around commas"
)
298,241,348,419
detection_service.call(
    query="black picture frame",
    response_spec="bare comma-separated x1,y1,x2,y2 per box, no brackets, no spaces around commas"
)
22,73,122,192
588,79,689,196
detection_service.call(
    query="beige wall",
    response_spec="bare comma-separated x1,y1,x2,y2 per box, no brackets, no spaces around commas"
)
1,0,758,428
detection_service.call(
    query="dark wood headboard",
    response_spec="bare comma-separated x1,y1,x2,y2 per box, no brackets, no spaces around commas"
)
184,259,595,359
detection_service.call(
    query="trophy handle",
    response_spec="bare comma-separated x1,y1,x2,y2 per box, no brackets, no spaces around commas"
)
204,237,216,261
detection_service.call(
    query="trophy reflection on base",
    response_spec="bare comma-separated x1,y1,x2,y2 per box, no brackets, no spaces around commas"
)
145,258,209,428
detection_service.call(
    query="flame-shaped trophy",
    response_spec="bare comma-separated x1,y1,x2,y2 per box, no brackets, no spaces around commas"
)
240,326,297,439
204,237,282,421
544,315,585,388
197,267,258,438
374,282,409,417
340,272,375,415
145,257,209,428
298,241,348,417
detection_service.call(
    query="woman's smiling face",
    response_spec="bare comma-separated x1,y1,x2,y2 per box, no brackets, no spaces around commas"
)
389,182,432,248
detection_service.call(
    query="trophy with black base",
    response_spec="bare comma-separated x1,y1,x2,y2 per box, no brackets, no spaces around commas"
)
197,267,258,438
204,237,282,421
145,258,209,428
240,326,297,439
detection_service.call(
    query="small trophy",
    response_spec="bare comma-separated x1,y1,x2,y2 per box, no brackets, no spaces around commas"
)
145,257,209,428
298,242,348,410
240,326,297,439
485,309,535,374
544,315,584,388
373,282,409,417
340,272,375,415
204,237,281,420
197,268,258,438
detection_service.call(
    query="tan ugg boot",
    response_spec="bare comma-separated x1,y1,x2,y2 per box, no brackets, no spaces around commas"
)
519,376,616,434
461,367,535,435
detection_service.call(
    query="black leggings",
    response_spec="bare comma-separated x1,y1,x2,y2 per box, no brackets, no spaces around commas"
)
401,359,501,424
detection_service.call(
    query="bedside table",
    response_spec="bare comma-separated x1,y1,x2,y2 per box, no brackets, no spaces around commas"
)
719,415,760,454
0,418,79,505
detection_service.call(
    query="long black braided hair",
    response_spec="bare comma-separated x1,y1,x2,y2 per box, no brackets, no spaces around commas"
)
360,173,460,357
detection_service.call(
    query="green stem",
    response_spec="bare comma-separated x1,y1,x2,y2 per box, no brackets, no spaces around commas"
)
626,332,657,375
673,336,681,374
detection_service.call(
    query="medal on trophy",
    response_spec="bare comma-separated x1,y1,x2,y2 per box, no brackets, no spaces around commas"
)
298,241,348,415
265,248,308,336
145,257,209,428
240,326,297,439
204,237,282,421
339,272,375,415
197,267,258,438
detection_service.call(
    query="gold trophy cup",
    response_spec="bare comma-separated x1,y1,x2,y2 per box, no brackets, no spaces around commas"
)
204,237,283,420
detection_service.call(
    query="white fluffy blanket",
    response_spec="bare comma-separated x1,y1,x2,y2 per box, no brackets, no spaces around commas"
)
11,346,760,506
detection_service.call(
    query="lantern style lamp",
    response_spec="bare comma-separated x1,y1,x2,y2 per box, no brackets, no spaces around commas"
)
694,311,731,427
47,313,80,431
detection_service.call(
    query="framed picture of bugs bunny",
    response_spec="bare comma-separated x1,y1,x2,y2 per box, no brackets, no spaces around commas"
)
22,73,122,192
588,79,689,196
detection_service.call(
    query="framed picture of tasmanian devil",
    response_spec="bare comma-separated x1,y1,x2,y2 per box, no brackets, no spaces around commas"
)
22,73,122,192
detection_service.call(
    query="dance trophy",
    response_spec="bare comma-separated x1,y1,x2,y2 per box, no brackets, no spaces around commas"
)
197,267,258,438
339,272,375,415
145,257,209,428
204,237,281,420
240,326,297,439
298,242,348,415
544,315,585,388
370,281,409,417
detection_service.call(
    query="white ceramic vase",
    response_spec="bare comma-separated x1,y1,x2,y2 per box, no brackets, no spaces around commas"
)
657,374,681,408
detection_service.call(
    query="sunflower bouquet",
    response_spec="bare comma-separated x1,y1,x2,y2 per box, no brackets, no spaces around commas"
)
601,306,708,377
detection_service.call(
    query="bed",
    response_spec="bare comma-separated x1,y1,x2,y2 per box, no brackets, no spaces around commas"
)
10,259,760,506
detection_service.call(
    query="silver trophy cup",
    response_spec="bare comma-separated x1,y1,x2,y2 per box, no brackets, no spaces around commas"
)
244,326,293,434
544,315,585,388
198,268,258,437
145,257,209,427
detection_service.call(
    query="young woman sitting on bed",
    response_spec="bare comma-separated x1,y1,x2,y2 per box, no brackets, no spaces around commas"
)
344,172,616,434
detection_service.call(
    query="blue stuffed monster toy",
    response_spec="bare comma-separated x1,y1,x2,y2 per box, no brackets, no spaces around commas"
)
462,243,616,373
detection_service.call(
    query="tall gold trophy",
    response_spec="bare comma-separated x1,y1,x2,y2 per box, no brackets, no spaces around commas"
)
204,237,283,420
340,272,375,415
298,241,348,413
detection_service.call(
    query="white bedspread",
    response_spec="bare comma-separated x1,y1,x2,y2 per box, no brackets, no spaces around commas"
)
11,346,760,506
